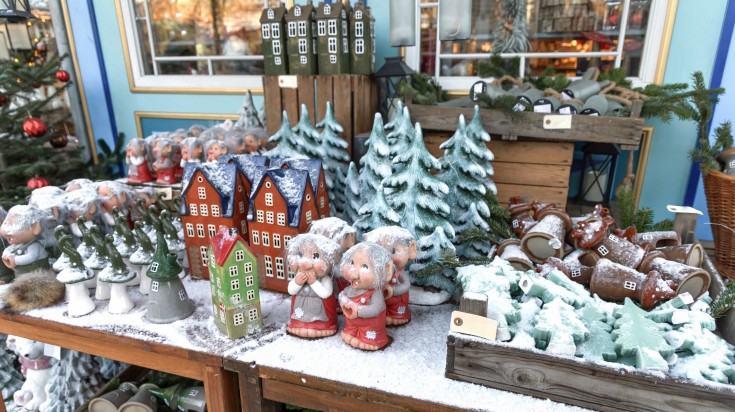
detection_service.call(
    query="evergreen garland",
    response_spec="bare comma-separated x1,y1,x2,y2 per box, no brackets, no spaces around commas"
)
397,73,448,105
691,121,733,175
711,280,735,319
484,191,515,240
477,54,521,80
524,67,572,92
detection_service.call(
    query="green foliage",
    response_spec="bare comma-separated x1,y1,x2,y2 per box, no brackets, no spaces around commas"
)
598,67,632,89
88,133,127,181
614,184,672,232
711,280,735,319
476,94,528,121
691,121,733,174
524,68,572,92
397,72,448,105
477,55,521,80
412,247,490,294
484,191,515,240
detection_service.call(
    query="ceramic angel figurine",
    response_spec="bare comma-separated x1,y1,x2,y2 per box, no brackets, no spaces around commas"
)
0,205,50,278
363,226,417,325
286,234,342,338
126,138,153,183
338,242,394,350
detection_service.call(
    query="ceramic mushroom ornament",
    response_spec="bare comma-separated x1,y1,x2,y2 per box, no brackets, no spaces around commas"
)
338,242,394,351
363,226,417,326
286,233,342,338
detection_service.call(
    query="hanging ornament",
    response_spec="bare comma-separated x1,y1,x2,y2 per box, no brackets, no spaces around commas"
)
0,95,6,106
36,41,47,53
50,134,69,148
55,70,70,83
23,117,48,137
27,176,50,189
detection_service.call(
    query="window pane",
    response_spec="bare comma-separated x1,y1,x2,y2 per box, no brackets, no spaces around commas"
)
212,60,264,75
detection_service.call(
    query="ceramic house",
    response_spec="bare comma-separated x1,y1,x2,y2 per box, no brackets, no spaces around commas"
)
147,230,195,323
249,168,318,293
315,1,350,75
269,158,330,219
350,2,374,75
180,162,249,280
208,226,262,339
285,2,317,75
260,3,289,75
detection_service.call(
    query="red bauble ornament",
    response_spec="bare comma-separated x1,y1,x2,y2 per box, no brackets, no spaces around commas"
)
50,134,69,148
0,95,6,106
23,118,48,137
55,70,70,83
27,176,50,189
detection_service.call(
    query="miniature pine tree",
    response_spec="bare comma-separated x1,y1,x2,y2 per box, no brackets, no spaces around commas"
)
291,104,322,158
316,102,350,215
235,90,264,129
466,105,497,195
409,227,458,295
40,349,105,411
612,298,675,370
385,105,414,172
0,334,23,401
382,123,454,239
265,111,304,158
359,113,393,199
576,305,618,362
454,203,493,260
519,272,588,309
533,298,590,356
353,184,399,235
383,98,403,133
342,161,361,224
692,120,734,174
711,279,735,319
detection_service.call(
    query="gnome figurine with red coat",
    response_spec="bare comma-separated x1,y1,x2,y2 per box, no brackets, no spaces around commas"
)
125,138,153,183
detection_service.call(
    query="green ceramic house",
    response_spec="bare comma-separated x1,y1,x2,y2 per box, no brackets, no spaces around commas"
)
285,3,317,75
208,226,262,339
350,2,374,75
260,3,288,75
315,1,350,75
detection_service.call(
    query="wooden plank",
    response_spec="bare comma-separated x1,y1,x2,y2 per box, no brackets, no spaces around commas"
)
424,135,574,166
281,86,299,128
224,360,282,412
352,75,373,134
0,396,7,412
315,75,334,122
263,76,282,136
297,75,316,124
204,364,241,412
446,335,735,412
495,183,568,208
459,294,487,316
263,380,410,412
409,103,644,146
334,75,354,153
493,163,570,188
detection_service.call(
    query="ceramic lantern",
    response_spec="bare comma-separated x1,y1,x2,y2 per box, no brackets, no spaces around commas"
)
658,243,705,268
590,258,676,310
150,384,206,412
633,231,681,250
496,238,533,271
561,249,598,286
520,208,572,263
146,225,195,324
638,253,711,299
118,383,159,412
89,382,138,412
572,217,645,269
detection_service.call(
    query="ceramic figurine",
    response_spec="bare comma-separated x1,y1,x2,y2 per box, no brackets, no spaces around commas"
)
88,382,138,412
573,218,645,269
224,129,247,155
65,188,101,238
0,205,50,278
188,124,205,137
112,210,141,286
153,138,177,184
55,234,96,317
590,258,676,310
118,383,159,412
126,138,154,183
363,226,417,326
8,336,53,411
150,384,206,412
496,238,534,272
99,235,136,314
85,225,112,300
638,252,711,298
146,223,195,323
27,186,68,253
338,242,394,350
97,181,134,228
0,207,14,284
286,233,342,338
307,217,357,295
181,137,204,165
658,243,705,268
204,139,229,162
520,207,571,263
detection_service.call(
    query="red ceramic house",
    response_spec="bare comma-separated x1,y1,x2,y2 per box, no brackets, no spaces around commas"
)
269,158,330,218
248,168,318,293
180,162,249,280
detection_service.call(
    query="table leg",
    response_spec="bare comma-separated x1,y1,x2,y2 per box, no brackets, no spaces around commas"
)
204,365,240,412
240,362,282,412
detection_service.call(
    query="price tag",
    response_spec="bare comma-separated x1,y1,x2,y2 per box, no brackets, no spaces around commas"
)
667,205,703,215
543,115,572,129
278,75,298,89
43,344,62,360
450,311,497,341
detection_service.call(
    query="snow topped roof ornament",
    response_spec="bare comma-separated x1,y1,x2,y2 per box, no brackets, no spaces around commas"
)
253,167,311,228
181,162,238,217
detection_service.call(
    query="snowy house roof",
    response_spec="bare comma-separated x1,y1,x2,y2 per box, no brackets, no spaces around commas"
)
269,157,323,196
209,226,254,267
251,168,310,228
181,162,238,217
220,154,269,192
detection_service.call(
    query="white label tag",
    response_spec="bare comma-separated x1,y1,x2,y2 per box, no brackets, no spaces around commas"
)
450,311,498,341
278,75,298,88
543,115,572,129
558,107,572,115
43,344,62,360
534,104,552,113
667,205,703,215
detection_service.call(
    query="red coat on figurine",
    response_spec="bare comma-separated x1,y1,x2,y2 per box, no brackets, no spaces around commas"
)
126,138,153,183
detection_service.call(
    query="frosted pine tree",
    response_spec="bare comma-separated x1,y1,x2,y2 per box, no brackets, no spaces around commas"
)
383,123,454,239
291,104,322,158
316,101,350,215
235,90,264,129
383,99,404,133
332,167,347,219
454,203,493,259
265,111,305,158
409,227,458,295
359,113,393,199
0,334,23,401
385,105,414,172
467,105,497,195
40,349,105,411
353,184,399,235
342,162,362,224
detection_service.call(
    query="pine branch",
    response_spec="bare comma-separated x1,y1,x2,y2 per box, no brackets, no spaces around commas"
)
711,280,735,319
651,219,674,232
634,207,655,232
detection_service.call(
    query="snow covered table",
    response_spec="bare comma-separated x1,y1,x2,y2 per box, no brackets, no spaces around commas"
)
222,295,590,412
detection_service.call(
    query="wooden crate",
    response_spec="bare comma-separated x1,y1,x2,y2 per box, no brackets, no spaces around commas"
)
263,75,376,154
424,133,573,208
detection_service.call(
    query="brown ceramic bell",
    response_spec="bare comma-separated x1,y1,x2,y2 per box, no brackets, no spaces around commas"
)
520,208,572,263
496,238,534,271
560,249,598,286
717,147,735,176
590,258,676,309
577,221,645,269
638,255,711,299
657,243,704,268
633,231,681,249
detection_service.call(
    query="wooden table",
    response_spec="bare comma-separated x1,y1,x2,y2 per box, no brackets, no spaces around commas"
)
0,311,239,412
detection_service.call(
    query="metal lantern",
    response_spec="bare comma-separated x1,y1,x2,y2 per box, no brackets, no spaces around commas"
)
0,0,34,23
439,0,472,40
389,0,416,47
375,56,415,118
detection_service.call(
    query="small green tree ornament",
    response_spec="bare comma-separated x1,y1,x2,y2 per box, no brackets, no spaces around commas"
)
342,162,361,224
533,298,590,356
612,298,675,370
317,101,350,215
265,111,304,159
353,184,399,236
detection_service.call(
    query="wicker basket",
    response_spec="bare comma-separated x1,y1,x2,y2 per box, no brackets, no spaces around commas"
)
703,169,735,279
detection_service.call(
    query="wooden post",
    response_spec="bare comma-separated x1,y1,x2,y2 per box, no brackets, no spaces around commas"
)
669,206,702,244
459,293,488,316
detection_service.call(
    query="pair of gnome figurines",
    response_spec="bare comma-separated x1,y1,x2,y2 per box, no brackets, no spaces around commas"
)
285,220,417,351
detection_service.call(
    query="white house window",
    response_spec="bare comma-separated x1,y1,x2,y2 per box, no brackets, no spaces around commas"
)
252,231,260,245
245,275,254,286
276,257,285,279
267,9,274,19
342,20,347,37
328,38,337,54
404,0,672,90
234,312,245,326
330,55,337,64
288,22,297,37
355,21,363,37
119,0,270,91
298,21,307,37
179,290,187,300
262,232,270,247
198,187,206,199
294,6,301,16
306,211,313,224
266,211,274,224
355,10,362,19
197,224,205,238
208,224,216,237
298,38,307,54
277,213,286,226
245,263,253,274
229,266,239,277
232,293,241,304
300,56,308,64
247,289,255,301
275,56,282,65
201,246,209,265
216,277,221,288
219,310,226,323
186,224,194,237
211,205,220,217
328,19,337,36
150,262,159,272
343,37,348,54
318,20,326,36
248,308,259,321
257,210,264,223
355,39,364,55
324,4,331,14
151,281,159,292
235,250,244,261
200,204,208,216
265,255,273,277
284,235,292,247
274,234,281,249
265,193,273,206
262,25,271,39
231,279,240,290
320,196,325,209
271,23,280,38
189,204,198,216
